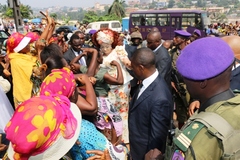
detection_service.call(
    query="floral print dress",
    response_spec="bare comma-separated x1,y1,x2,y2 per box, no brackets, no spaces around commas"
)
100,45,132,143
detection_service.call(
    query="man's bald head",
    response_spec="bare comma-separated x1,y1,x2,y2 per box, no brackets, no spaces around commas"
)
150,27,159,32
131,48,156,80
147,31,162,50
147,31,161,41
221,35,240,60
132,47,156,68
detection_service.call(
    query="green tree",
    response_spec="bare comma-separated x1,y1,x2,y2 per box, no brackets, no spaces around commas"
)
62,15,71,25
83,11,99,23
20,4,33,18
108,0,125,19
196,0,206,7
149,1,157,9
134,4,139,7
50,13,57,20
168,0,175,8
4,7,13,18
176,2,184,8
0,4,33,18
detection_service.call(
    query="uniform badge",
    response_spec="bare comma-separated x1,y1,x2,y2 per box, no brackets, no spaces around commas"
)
172,150,185,160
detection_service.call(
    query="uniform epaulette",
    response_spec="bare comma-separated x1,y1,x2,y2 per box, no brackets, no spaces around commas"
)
173,122,205,152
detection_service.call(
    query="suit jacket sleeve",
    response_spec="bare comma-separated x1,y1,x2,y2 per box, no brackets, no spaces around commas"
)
156,47,171,81
63,49,74,64
149,99,171,152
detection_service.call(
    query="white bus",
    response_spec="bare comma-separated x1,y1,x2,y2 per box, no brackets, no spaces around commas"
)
85,21,122,34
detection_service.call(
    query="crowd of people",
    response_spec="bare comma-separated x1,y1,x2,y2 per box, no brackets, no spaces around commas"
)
206,21,240,36
0,10,240,160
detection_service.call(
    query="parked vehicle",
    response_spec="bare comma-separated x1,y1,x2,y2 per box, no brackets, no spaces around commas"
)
85,21,122,34
129,9,209,40
122,17,129,32
56,26,75,34
0,30,10,44
0,30,10,55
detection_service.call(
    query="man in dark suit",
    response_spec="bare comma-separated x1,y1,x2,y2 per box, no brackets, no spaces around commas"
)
147,31,172,90
63,33,88,66
129,48,173,160
221,36,240,92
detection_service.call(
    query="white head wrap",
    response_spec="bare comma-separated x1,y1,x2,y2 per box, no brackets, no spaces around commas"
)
96,30,114,44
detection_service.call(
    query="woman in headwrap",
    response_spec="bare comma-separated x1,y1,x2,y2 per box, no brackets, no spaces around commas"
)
39,61,127,160
92,29,132,144
4,94,81,160
70,48,124,145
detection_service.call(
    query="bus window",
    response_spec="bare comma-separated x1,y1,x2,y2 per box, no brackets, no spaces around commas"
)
171,17,175,27
145,14,157,26
131,14,146,26
195,14,203,29
182,13,196,29
100,23,109,29
111,22,121,28
157,14,170,26
171,17,181,30
140,15,146,26
201,12,210,28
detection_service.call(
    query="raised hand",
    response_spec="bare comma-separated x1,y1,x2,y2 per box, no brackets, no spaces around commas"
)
110,60,119,66
77,74,90,86
86,149,112,160
70,63,81,73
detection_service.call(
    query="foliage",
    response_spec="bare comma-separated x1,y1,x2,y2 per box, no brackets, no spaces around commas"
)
0,4,33,18
168,0,175,8
62,15,71,25
108,0,126,19
50,13,57,20
5,7,13,18
176,2,184,8
134,4,139,8
82,11,99,24
82,10,121,24
149,1,157,9
20,5,33,18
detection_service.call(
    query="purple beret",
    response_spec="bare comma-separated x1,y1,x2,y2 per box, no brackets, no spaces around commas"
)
176,37,234,80
174,30,191,37
193,29,201,36
89,29,97,34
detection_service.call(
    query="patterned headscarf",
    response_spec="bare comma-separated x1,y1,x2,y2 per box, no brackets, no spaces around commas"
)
5,95,78,160
40,67,76,98
25,32,40,43
7,32,31,54
96,29,114,45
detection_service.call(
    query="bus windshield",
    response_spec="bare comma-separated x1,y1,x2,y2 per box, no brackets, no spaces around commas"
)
129,10,207,40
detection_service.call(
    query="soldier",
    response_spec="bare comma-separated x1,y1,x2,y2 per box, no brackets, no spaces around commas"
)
125,31,143,97
170,30,191,129
168,37,240,159
188,35,240,116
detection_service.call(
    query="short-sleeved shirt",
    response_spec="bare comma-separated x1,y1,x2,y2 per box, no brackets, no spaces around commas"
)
80,66,109,97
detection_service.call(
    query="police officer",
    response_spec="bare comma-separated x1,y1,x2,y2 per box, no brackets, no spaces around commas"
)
170,30,191,129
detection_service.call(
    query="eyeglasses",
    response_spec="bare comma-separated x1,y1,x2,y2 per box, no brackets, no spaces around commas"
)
100,45,112,50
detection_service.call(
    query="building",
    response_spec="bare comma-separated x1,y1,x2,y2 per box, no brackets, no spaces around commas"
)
140,0,152,4
128,0,140,6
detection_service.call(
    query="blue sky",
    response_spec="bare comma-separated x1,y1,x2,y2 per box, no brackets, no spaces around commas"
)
0,0,114,8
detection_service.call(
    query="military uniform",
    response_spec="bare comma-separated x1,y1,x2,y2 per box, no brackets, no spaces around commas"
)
170,91,240,159
167,37,240,160
170,47,189,126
